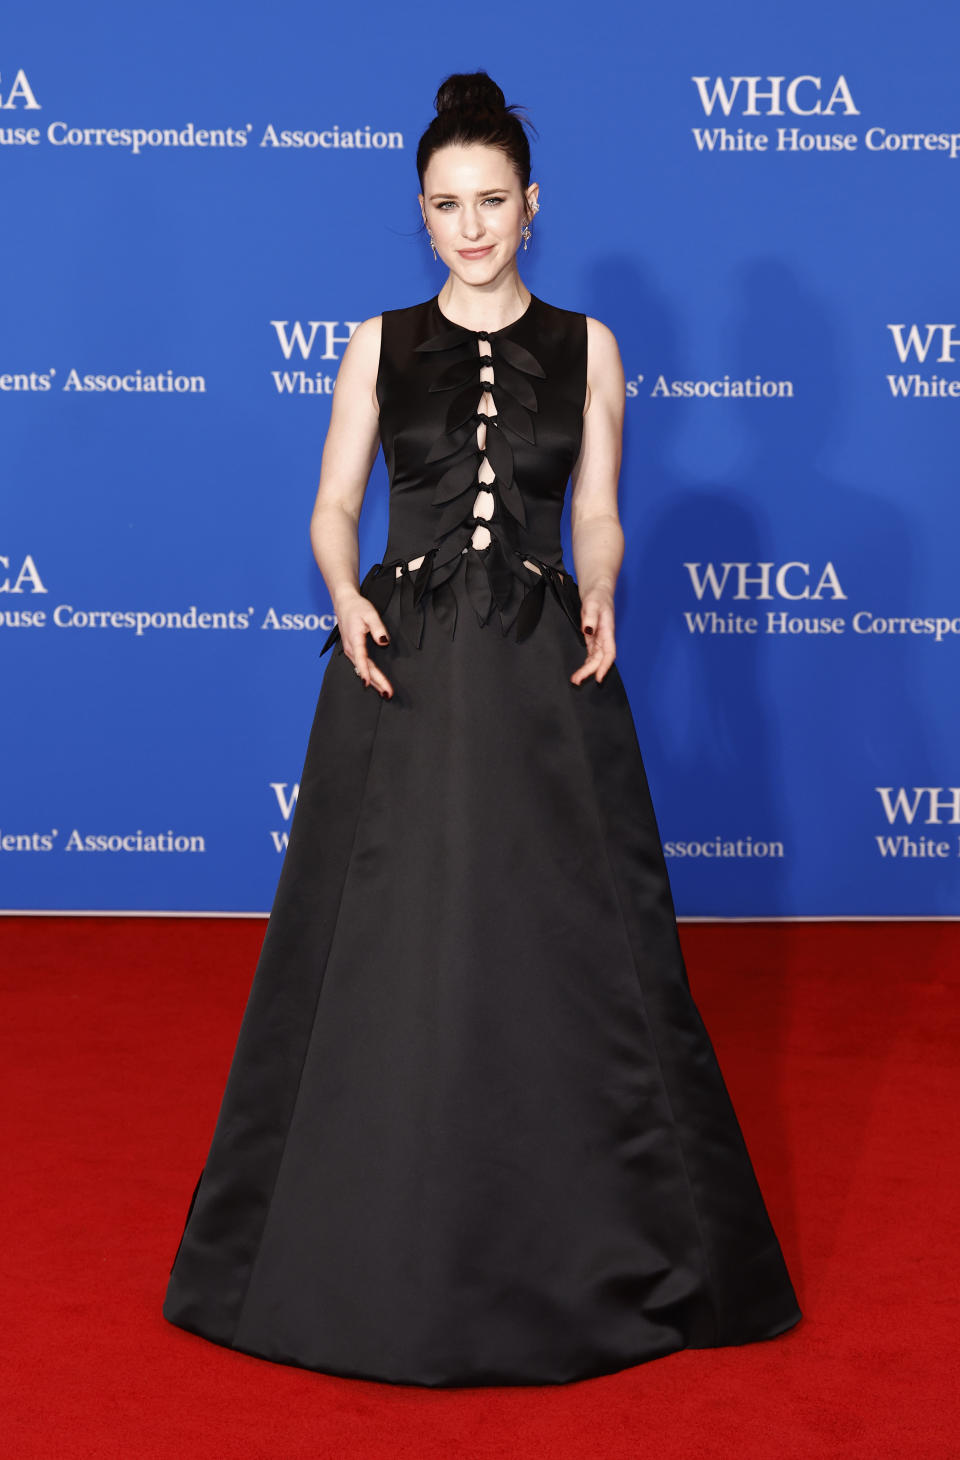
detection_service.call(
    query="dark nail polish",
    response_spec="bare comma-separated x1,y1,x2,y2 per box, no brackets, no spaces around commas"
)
378,636,389,645
380,690,389,700
584,625,594,634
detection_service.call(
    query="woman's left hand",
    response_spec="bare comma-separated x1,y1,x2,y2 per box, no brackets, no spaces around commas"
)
571,589,616,684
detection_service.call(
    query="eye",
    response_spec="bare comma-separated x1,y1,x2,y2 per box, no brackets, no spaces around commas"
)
437,201,455,210
483,197,505,205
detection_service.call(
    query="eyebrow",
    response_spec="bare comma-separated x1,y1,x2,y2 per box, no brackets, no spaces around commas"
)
428,188,508,200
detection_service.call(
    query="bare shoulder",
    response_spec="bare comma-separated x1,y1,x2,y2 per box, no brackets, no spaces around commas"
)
343,313,382,362
323,310,379,420
584,315,623,361
582,316,624,417
333,315,382,416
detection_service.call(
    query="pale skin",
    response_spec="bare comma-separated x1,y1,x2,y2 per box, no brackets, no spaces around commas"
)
309,142,626,700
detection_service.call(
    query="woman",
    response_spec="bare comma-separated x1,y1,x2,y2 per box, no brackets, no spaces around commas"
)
163,71,802,1387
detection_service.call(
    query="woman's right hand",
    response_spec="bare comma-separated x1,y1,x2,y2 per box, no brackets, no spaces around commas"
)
334,590,394,699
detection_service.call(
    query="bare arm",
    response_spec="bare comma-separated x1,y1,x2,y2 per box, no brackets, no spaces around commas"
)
309,314,395,698
568,317,626,685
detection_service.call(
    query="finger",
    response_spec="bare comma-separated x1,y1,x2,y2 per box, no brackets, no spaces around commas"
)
570,639,605,684
349,625,395,698
367,662,395,699
362,618,394,696
581,606,611,641
571,626,616,683
588,627,615,678
348,616,390,667
589,628,616,680
594,644,617,682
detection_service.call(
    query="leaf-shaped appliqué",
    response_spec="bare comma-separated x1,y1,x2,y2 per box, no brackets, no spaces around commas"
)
491,388,535,444
424,418,475,465
433,452,482,505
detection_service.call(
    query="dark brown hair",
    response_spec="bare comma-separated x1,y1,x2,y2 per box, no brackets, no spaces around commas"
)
416,71,537,220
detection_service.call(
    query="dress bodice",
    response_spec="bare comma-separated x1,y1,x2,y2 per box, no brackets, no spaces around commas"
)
320,292,588,655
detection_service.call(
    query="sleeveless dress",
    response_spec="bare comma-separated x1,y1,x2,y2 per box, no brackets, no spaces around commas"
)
162,292,802,1386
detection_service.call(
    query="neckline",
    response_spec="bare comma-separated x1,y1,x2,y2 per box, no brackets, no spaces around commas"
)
433,292,535,337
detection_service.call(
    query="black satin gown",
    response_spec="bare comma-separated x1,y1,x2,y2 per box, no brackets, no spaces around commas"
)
162,292,802,1386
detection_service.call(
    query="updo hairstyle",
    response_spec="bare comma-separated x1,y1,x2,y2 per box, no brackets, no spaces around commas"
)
416,71,537,223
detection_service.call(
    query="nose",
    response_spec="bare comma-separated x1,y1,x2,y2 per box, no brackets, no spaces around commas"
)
460,207,485,242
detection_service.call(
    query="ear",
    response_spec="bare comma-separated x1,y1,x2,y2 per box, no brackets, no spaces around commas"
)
525,181,540,219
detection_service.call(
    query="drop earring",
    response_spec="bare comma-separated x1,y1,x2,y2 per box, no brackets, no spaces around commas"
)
428,231,438,262
522,199,540,252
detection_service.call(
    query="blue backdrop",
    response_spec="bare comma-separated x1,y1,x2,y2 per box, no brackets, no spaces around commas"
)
3,1,959,916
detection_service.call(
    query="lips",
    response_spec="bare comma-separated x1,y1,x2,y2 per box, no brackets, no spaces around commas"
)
459,246,494,258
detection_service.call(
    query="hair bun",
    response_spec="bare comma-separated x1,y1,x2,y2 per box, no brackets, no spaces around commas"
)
435,71,506,117
416,71,536,197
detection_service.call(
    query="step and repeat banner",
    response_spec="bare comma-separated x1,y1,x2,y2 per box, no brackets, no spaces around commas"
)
2,2,959,916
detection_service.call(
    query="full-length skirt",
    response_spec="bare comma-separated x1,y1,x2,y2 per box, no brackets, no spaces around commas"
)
163,579,802,1386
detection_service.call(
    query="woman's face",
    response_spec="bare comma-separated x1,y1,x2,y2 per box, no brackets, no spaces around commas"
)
419,143,537,284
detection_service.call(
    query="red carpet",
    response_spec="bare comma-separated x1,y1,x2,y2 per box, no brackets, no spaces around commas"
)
1,916,957,1458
